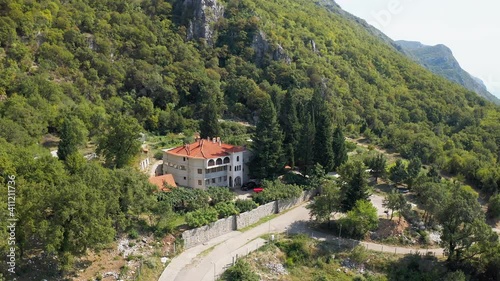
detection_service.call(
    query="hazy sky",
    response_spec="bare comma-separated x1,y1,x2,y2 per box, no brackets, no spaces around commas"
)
335,0,500,98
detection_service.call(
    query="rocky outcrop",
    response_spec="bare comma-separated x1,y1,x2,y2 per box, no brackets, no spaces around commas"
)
183,0,224,46
310,39,318,53
273,43,291,64
252,31,269,66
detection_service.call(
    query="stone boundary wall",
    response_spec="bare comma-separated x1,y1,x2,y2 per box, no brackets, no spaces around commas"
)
182,216,236,249
182,191,315,249
277,190,316,213
236,202,276,229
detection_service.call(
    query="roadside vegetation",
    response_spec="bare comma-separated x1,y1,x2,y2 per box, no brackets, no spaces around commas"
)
221,234,471,281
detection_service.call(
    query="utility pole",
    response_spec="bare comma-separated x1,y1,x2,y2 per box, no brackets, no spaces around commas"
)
338,223,342,248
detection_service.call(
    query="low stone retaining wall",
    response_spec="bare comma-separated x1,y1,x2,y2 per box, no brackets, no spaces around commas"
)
236,202,276,229
182,191,314,249
182,216,236,249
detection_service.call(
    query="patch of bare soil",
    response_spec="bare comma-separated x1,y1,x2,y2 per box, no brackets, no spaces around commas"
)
70,234,175,281
371,218,409,240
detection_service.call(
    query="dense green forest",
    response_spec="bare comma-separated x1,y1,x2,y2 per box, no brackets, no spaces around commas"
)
1,0,500,278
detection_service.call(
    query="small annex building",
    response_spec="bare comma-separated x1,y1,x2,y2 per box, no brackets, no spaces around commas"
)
149,174,177,191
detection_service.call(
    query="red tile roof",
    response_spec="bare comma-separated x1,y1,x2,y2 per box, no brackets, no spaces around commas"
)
149,174,177,191
166,139,245,159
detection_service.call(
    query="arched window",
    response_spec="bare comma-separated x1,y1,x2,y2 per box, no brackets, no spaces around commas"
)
216,158,223,165
208,159,215,166
223,157,230,164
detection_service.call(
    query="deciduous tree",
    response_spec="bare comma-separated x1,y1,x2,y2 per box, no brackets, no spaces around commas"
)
97,114,142,168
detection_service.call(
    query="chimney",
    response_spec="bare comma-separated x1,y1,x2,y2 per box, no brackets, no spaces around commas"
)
212,137,216,143
207,137,211,142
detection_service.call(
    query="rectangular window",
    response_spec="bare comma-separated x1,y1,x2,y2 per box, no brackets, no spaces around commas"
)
198,180,202,185
198,169,202,174
212,178,216,184
183,157,186,161
224,176,227,181
205,179,210,185
224,166,227,171
229,166,232,171
183,177,186,180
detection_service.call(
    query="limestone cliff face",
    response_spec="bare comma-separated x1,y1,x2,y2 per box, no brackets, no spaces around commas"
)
252,31,269,66
183,0,224,45
252,31,292,65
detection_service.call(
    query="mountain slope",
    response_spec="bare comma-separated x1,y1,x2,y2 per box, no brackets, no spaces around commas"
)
395,40,500,104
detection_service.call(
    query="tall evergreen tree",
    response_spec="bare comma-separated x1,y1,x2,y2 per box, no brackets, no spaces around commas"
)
332,127,348,169
250,99,283,179
199,100,221,139
390,159,409,186
314,111,335,172
279,91,300,167
298,112,315,175
309,90,334,172
339,161,370,212
365,153,387,182
406,157,422,189
57,117,88,161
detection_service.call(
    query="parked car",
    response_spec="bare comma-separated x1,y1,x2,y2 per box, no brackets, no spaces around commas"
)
397,188,409,194
241,180,258,191
253,187,264,193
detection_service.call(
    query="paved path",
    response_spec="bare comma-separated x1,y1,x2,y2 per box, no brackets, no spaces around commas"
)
159,204,444,281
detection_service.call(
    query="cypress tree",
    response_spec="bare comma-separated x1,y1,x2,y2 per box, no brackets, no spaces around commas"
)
332,127,348,169
309,90,334,172
314,111,334,172
200,100,221,139
298,112,315,175
279,91,300,167
250,99,283,179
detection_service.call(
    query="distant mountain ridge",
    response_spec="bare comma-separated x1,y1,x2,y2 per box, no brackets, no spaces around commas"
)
395,40,500,104
315,0,499,104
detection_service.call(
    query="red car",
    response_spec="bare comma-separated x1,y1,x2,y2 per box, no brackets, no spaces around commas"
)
253,187,264,193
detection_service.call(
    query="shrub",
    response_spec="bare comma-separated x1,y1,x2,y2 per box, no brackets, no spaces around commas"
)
276,234,313,266
214,202,239,218
252,180,302,205
154,212,180,236
221,260,259,281
339,200,378,239
208,187,235,205
235,199,258,213
154,151,163,160
185,207,218,228
128,229,139,239
488,194,500,219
